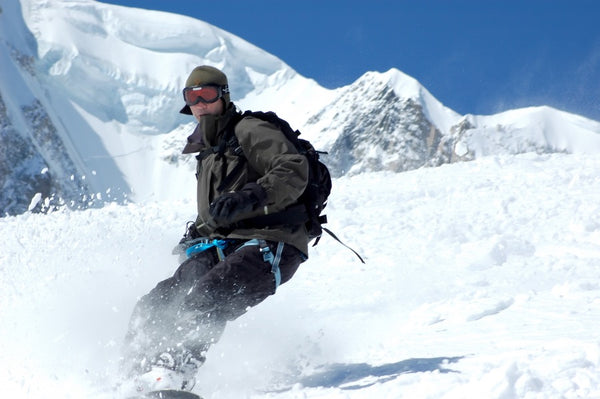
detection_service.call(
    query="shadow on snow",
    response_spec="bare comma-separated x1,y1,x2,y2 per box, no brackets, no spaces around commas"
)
294,356,464,390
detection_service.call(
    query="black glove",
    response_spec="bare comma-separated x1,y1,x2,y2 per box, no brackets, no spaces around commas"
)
209,182,267,225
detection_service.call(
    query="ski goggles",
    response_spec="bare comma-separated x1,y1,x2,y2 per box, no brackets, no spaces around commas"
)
182,84,229,106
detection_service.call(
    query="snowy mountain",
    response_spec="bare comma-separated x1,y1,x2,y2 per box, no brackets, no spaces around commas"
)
2,0,600,217
309,69,600,177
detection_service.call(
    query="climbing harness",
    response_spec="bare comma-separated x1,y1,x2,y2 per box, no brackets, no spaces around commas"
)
185,238,230,261
237,239,285,290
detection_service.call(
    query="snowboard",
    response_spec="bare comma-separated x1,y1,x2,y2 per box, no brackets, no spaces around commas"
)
127,389,202,399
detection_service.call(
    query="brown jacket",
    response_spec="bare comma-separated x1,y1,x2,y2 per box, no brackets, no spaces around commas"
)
183,105,310,255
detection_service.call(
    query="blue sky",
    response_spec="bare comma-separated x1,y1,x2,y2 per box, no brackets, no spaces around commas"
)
98,0,600,121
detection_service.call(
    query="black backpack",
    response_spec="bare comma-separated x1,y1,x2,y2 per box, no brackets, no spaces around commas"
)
200,110,364,262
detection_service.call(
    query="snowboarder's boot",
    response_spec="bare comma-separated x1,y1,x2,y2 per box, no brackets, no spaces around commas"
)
120,351,205,397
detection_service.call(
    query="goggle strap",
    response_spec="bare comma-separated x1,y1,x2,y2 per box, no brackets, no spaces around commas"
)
186,84,228,93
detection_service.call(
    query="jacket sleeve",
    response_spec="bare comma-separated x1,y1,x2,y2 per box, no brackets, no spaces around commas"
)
235,117,309,212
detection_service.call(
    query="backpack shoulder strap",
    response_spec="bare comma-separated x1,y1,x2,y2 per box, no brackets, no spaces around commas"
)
215,110,248,192
215,110,290,192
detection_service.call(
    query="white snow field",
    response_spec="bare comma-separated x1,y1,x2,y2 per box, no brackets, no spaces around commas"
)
2,152,600,398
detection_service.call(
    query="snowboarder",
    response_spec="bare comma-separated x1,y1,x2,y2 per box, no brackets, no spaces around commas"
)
120,66,310,395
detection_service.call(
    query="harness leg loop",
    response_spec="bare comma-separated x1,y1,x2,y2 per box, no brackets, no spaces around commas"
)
237,239,284,290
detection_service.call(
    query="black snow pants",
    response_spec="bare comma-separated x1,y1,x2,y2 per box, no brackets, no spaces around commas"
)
122,239,304,376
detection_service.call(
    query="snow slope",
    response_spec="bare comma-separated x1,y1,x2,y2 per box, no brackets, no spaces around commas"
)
2,152,600,398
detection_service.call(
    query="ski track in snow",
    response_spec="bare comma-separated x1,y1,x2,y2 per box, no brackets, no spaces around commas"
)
2,153,600,398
